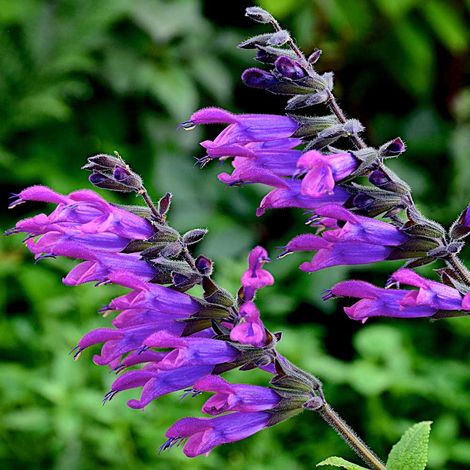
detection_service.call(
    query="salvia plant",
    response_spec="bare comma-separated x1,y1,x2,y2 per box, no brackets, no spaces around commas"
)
7,6,470,470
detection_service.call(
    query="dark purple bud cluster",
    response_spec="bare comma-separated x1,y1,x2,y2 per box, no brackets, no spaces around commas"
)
83,153,143,192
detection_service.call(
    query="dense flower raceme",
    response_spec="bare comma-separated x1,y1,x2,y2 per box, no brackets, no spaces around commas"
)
9,193,309,454
325,268,468,322
187,107,352,213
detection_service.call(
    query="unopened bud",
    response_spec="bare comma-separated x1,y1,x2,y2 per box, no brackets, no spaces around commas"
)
308,48,322,64
195,255,213,276
182,228,208,245
89,173,133,192
171,272,201,290
379,137,406,158
241,68,278,89
274,56,307,80
82,153,122,172
113,165,142,189
245,6,273,24
158,192,172,217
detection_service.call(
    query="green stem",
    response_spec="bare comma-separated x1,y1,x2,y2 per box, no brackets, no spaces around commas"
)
317,403,388,470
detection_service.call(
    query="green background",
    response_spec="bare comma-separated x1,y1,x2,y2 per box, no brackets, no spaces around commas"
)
1,0,469,468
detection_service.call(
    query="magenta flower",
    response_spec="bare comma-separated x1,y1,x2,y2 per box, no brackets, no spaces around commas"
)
73,272,203,366
327,268,465,321
189,107,299,144
230,301,266,347
164,412,272,457
194,375,281,415
241,246,274,299
296,150,359,197
143,331,239,370
281,205,409,272
257,179,350,216
111,364,216,409
9,185,153,241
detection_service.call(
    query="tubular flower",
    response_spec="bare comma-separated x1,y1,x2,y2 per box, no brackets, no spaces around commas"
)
280,205,410,272
194,375,281,415
8,185,153,241
73,272,204,367
326,268,465,321
188,107,300,146
164,412,273,457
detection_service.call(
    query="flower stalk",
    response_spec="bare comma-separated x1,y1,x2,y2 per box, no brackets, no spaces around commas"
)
316,403,388,470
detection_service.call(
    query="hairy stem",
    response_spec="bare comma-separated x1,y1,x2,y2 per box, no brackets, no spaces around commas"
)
446,255,470,286
138,188,163,223
317,403,388,470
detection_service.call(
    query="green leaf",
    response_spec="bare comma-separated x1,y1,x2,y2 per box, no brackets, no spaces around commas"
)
387,421,432,470
317,456,369,470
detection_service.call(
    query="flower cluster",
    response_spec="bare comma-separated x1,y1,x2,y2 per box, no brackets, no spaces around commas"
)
185,8,470,322
8,180,320,456
7,5,470,466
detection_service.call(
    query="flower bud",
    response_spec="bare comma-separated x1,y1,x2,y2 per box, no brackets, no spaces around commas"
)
89,173,133,192
195,255,213,276
182,228,208,245
274,56,307,80
241,68,278,89
112,165,143,190
158,192,172,217
82,153,122,172
450,204,470,240
308,48,322,64
379,137,406,158
245,6,273,23
171,272,201,290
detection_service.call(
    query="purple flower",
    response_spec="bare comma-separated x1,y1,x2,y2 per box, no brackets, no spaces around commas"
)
111,364,215,409
296,150,359,197
164,412,272,457
257,179,350,216
73,272,204,366
241,246,274,299
314,205,409,246
9,185,153,241
189,107,299,143
230,301,266,347
143,331,239,370
194,375,281,415
327,268,464,322
61,250,155,286
241,68,278,88
274,56,307,80
281,205,409,272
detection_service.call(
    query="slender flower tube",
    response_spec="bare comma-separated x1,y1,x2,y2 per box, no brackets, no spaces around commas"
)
194,375,281,415
188,107,299,143
73,273,205,367
257,179,350,216
164,412,273,457
280,205,410,272
326,268,465,321
8,186,153,241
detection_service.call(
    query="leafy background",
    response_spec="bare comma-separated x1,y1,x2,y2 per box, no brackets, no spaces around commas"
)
1,0,469,468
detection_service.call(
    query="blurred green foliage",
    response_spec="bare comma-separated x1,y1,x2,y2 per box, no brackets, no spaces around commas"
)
1,0,469,469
